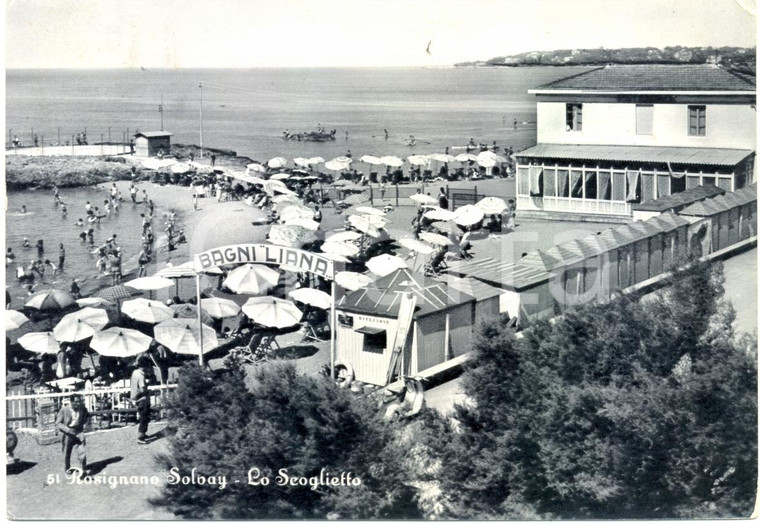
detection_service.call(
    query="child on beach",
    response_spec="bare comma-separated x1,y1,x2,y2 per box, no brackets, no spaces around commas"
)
22,238,31,249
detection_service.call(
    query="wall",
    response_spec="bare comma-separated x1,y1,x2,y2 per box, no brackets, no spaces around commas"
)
335,313,397,386
537,101,756,150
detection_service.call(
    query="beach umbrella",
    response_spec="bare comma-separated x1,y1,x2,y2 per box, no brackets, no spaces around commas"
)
410,193,438,205
5,310,29,331
332,179,353,187
366,254,407,277
429,153,456,163
357,213,388,227
307,157,325,166
424,208,456,221
455,153,478,162
360,155,383,165
341,193,370,205
333,156,353,164
335,271,374,291
477,151,508,163
268,224,318,248
326,231,362,243
76,297,114,308
154,318,219,356
171,303,214,325
241,297,303,329
244,163,265,174
454,204,485,227
275,200,305,214
399,237,435,255
121,298,174,324
294,157,310,168
431,221,461,235
380,156,403,167
475,156,496,169
199,297,241,319
17,331,59,354
288,288,332,310
419,231,454,246
142,158,177,170
188,161,213,173
322,252,352,263
407,155,430,166
94,285,142,302
279,205,314,222
125,275,175,291
171,163,192,174
285,217,320,231
272,194,302,205
155,263,196,279
264,180,295,195
53,307,109,343
245,176,267,185
348,215,381,237
270,173,290,180
267,157,287,169
25,289,75,311
321,241,360,258
476,196,508,214
355,206,386,216
224,264,280,295
325,160,350,172
90,327,152,358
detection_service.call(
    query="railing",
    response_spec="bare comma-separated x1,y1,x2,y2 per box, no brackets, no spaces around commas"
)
5,384,177,434
517,195,632,216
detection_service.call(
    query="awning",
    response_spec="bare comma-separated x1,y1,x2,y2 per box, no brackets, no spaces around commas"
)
354,326,385,335
515,144,754,167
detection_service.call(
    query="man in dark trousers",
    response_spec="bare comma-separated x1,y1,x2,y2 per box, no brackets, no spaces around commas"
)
438,187,449,210
56,394,88,477
130,356,153,444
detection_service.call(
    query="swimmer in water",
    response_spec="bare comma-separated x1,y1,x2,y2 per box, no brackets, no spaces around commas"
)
61,205,67,216
79,230,87,243
21,205,27,213
75,218,84,227
22,238,31,249
87,229,95,246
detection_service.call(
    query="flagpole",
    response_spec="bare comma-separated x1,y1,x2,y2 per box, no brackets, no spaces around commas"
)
196,273,204,366
330,279,336,382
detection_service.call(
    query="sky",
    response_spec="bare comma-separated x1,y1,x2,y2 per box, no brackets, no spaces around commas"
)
4,0,757,68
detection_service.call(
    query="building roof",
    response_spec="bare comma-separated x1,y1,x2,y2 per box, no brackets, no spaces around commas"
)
532,64,756,92
337,268,474,319
134,131,173,138
515,144,754,167
435,274,504,301
633,184,726,212
679,183,757,216
444,257,551,291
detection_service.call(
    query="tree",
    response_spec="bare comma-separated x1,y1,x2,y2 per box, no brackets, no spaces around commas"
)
435,261,757,519
151,358,422,519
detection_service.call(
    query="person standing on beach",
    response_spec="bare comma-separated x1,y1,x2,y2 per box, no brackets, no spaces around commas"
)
130,184,137,203
58,244,65,271
438,187,449,210
193,193,198,211
131,356,153,444
36,240,44,260
56,394,88,478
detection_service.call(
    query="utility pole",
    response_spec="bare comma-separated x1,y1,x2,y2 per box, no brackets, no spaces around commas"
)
57,127,61,146
199,81,204,159
159,94,164,131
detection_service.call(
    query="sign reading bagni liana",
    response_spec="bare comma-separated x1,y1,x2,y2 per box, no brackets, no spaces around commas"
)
194,244,335,279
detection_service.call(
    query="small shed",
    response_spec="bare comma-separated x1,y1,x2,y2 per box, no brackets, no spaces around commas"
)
335,268,475,386
632,184,725,222
133,131,172,157
679,184,757,251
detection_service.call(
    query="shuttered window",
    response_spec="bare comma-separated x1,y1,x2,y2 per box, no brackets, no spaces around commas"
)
688,105,706,136
566,104,582,131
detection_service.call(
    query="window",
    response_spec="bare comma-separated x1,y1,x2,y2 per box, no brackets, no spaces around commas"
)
566,103,582,131
671,174,686,194
636,104,654,135
688,105,706,136
356,326,387,353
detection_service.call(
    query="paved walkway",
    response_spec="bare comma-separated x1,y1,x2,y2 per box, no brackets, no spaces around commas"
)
5,144,132,156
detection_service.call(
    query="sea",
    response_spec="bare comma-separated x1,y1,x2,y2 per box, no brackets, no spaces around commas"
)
4,66,591,304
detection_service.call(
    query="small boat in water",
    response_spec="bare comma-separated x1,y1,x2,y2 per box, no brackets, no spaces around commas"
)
282,129,336,142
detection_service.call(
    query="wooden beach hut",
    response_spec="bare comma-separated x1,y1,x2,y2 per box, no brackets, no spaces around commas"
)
335,268,475,386
133,131,172,157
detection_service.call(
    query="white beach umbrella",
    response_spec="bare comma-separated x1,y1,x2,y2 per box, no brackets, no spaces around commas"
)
326,230,363,243
307,157,325,166
410,193,438,205
272,194,303,205
90,327,152,358
476,196,508,214
5,310,29,331
419,231,454,246
424,208,456,221
264,180,295,195
348,215,381,237
122,298,174,324
199,297,241,319
351,213,387,228
360,155,383,165
354,206,386,216
17,331,60,354
268,224,318,248
246,163,267,174
288,288,332,310
270,173,290,180
76,297,114,308
429,153,456,163
321,241,360,258
333,156,353,164
53,307,109,342
380,156,404,167
453,205,486,227
366,254,407,277
407,155,430,166
455,153,478,162
241,297,303,329
267,157,288,169
171,163,192,174
125,275,175,291
399,237,435,255
325,160,350,172
279,205,314,222
154,318,219,356
293,157,311,168
476,156,497,169
335,271,374,291
224,264,280,295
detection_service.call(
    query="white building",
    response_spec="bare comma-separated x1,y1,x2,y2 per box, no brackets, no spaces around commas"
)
515,64,756,221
